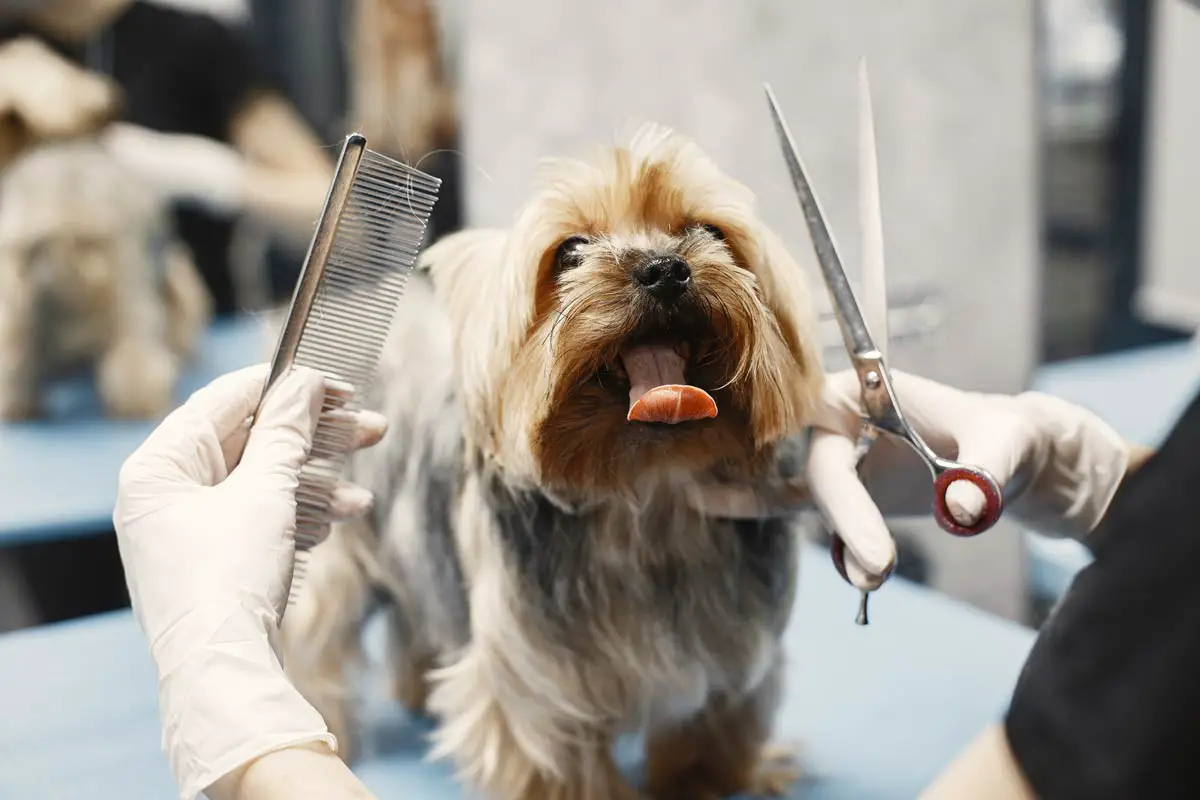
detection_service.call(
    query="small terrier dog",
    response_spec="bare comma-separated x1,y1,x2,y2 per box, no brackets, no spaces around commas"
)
0,138,211,421
283,124,823,799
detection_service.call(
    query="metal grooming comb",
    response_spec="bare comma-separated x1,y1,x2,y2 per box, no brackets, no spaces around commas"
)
251,133,440,613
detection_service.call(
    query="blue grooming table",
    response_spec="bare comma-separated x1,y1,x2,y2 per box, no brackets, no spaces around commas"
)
1024,338,1200,602
0,543,1034,800
0,317,265,546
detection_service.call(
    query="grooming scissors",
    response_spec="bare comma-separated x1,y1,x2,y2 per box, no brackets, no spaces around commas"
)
765,62,1004,622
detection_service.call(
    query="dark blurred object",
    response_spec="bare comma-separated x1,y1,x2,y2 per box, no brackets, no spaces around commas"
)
1096,0,1188,353
235,0,348,309
9,533,129,626
344,0,463,240
247,0,347,141
1038,0,1188,362
1038,0,1123,362
249,0,463,242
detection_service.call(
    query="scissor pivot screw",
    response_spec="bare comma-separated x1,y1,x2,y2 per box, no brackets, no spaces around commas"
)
864,370,881,389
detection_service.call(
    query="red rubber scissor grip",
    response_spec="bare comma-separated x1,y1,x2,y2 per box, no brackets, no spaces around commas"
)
932,466,1003,537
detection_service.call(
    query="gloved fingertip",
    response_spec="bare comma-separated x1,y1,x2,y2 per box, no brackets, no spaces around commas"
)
945,480,985,527
353,410,389,449
321,374,356,410
835,512,898,581
328,483,375,520
844,549,893,591
282,365,327,398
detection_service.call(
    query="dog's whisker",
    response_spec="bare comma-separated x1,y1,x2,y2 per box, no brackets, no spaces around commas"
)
544,295,590,349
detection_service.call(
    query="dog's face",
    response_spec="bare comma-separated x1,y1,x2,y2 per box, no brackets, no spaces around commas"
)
0,140,162,322
447,125,822,500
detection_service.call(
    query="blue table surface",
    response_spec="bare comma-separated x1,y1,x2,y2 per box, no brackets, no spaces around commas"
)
1023,338,1200,600
0,317,266,545
1031,338,1200,447
0,543,1034,800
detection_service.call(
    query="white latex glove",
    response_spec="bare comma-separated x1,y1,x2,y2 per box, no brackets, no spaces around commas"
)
807,369,1132,588
99,122,246,215
114,364,387,800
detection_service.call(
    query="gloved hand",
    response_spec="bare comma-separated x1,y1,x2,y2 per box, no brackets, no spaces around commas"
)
807,369,1132,588
114,364,387,800
99,122,247,215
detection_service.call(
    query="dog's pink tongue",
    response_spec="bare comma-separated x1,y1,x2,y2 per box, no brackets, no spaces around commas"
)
622,344,718,424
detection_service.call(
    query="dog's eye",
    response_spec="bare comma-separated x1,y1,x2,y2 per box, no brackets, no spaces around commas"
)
553,236,589,272
693,223,726,241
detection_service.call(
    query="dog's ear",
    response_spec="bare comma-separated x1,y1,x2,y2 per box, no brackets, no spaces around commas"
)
417,228,512,437
749,223,825,427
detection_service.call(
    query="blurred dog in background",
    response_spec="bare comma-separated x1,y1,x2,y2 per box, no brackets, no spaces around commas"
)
283,124,823,799
0,138,211,420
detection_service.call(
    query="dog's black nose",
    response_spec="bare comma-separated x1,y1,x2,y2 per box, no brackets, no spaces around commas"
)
633,256,692,302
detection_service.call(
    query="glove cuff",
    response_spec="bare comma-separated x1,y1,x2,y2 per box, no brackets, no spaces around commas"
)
156,602,335,800
1010,391,1131,539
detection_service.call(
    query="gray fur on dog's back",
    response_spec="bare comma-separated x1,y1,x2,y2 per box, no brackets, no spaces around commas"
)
348,271,470,653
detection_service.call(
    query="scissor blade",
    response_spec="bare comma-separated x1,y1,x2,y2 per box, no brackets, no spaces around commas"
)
858,58,889,360
764,83,878,358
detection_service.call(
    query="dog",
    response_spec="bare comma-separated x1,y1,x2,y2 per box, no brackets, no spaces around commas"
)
0,138,211,420
282,123,824,799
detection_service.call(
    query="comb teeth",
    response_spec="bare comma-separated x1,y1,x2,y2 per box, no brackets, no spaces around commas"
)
269,137,441,612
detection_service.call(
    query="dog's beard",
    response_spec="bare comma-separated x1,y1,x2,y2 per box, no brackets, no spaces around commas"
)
527,235,786,498
455,126,822,500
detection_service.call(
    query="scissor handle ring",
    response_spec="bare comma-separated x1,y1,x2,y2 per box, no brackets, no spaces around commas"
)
932,465,1003,537
830,534,895,588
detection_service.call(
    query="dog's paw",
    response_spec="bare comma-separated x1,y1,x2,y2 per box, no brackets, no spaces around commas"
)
392,652,436,715
746,742,803,797
0,385,39,421
98,340,177,420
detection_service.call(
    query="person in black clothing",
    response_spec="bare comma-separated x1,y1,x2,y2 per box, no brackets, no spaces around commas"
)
0,0,335,316
920,388,1200,799
815,366,1200,799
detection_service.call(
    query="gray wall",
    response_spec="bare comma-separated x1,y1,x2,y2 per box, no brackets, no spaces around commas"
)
458,0,1039,618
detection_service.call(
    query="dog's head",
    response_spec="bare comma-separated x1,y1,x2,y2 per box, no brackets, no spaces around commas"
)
440,125,822,500
0,138,168,321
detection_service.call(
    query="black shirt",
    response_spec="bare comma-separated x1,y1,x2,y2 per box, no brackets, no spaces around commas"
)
1005,389,1200,798
0,2,274,315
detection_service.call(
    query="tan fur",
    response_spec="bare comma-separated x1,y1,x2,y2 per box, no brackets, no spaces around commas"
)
646,677,798,800
282,517,374,762
0,136,211,419
435,125,821,496
283,125,822,799
346,0,457,164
